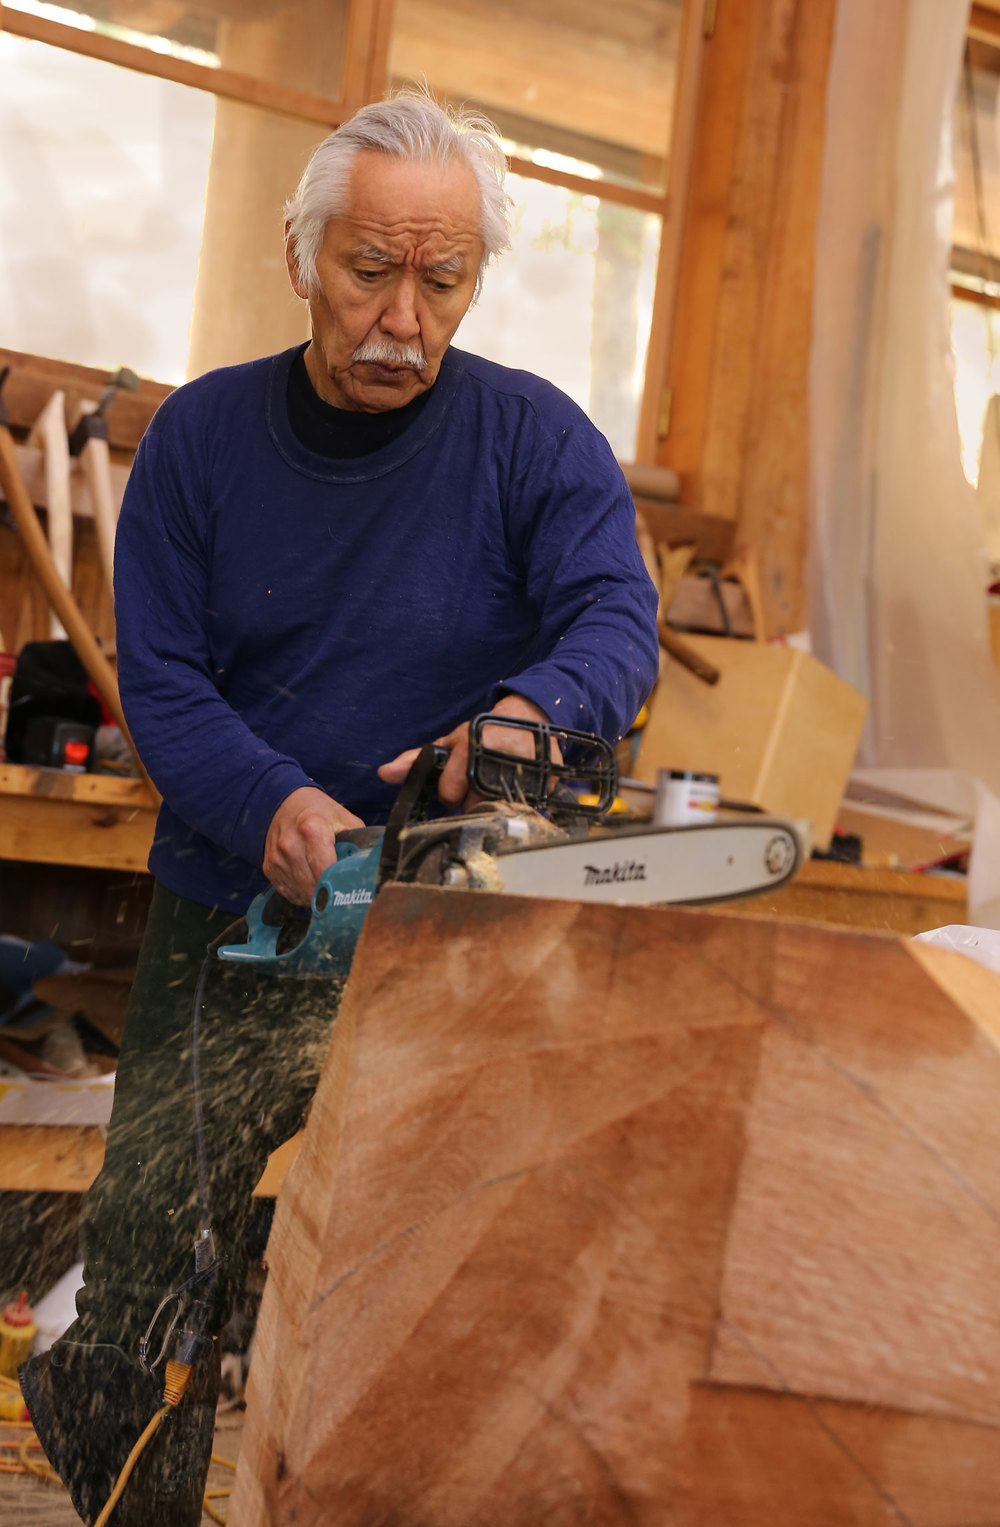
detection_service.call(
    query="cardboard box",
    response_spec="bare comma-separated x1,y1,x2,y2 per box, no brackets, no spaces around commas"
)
634,638,868,848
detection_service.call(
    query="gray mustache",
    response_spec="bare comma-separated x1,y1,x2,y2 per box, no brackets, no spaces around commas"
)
352,340,427,371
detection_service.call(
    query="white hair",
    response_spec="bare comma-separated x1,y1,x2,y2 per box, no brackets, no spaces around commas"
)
285,88,512,301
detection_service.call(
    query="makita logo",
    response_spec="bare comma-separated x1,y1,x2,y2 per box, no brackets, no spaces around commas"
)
583,861,647,887
332,889,374,907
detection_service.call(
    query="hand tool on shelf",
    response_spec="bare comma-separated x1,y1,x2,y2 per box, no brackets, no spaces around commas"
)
68,366,139,594
0,367,157,798
27,390,72,641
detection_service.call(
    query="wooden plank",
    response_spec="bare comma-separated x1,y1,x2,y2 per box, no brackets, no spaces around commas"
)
0,347,169,459
634,635,868,847
0,1124,105,1194
389,0,681,162
968,3,1000,47
0,1123,299,1197
343,0,398,108
506,154,666,215
711,928,1000,1424
0,764,154,808
11,443,130,522
630,497,735,560
734,0,837,634
677,1388,1000,1525
715,859,967,937
655,0,759,504
0,4,352,129
0,798,153,872
635,0,711,461
0,767,157,872
653,0,837,635
698,0,802,524
230,887,1000,1523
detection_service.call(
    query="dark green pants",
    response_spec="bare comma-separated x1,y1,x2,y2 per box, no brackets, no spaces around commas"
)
67,881,341,1357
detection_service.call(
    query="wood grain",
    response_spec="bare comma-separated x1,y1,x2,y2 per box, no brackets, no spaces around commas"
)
0,764,157,872
231,888,1000,1524
0,1122,299,1199
713,858,967,937
654,0,838,635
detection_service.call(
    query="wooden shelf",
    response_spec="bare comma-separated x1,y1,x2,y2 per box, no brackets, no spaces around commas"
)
716,859,967,937
0,762,157,872
0,1124,299,1198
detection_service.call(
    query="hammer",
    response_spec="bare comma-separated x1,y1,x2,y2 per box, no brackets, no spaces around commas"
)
69,366,139,594
0,367,157,797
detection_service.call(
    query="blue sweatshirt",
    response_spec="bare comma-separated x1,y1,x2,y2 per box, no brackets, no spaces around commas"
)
114,344,659,911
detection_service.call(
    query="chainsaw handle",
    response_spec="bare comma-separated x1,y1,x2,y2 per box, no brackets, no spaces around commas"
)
376,743,449,888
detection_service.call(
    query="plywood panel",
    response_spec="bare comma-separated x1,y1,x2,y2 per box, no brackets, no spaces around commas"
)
634,635,868,846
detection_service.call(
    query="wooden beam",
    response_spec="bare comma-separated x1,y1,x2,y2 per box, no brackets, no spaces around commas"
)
734,0,838,634
635,0,710,461
714,858,967,936
969,4,1000,47
0,348,169,458
505,154,666,215
0,2,351,128
342,0,396,108
388,0,680,163
951,281,1000,311
0,1122,299,1195
0,765,157,872
631,497,735,562
652,0,838,636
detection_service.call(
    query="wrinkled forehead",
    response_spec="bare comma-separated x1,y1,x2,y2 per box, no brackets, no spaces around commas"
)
337,150,485,257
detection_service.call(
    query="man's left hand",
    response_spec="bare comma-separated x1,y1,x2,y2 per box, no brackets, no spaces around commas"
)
377,693,558,806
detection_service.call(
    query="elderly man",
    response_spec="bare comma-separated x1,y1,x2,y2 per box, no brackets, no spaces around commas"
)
21,90,657,1524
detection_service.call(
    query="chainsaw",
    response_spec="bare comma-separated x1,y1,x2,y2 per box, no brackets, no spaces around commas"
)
218,713,806,978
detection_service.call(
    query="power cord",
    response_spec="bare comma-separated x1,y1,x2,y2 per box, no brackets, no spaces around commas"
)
92,919,243,1523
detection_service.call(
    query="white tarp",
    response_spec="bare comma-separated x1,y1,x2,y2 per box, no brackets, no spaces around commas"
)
808,0,1000,792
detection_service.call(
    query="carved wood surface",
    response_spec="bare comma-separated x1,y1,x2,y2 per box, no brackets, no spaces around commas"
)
232,886,1000,1525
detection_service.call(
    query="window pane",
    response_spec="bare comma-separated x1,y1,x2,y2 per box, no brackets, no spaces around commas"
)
456,174,661,459
390,0,685,192
4,0,351,100
951,297,1000,486
0,32,213,381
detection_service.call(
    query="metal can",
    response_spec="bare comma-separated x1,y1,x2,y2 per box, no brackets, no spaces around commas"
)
653,768,720,827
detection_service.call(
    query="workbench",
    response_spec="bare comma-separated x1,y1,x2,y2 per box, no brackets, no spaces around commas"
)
0,762,157,872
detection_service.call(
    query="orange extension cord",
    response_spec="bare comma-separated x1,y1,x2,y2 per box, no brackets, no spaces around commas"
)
0,1367,236,1524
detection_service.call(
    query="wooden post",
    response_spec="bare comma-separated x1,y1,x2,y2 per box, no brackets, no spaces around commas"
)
650,0,839,636
187,0,394,378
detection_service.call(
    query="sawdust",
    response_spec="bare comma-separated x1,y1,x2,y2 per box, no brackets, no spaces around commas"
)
462,850,505,891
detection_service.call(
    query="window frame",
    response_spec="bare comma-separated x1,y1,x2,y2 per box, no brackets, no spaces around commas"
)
0,0,709,461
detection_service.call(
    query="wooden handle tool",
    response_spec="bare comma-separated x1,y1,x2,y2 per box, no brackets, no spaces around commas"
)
657,621,721,686
0,419,158,799
27,390,72,641
68,368,138,595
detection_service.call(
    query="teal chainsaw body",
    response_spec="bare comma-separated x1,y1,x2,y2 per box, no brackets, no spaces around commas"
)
216,715,616,978
217,832,384,979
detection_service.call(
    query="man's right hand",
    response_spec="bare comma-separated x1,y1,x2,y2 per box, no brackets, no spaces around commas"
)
263,787,365,906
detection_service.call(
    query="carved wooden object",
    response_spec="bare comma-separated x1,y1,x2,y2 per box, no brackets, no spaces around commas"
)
232,885,1000,1525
